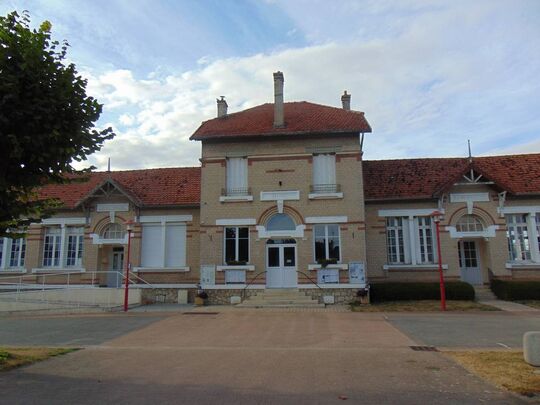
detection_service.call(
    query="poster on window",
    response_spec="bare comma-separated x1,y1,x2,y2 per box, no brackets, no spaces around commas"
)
349,262,366,284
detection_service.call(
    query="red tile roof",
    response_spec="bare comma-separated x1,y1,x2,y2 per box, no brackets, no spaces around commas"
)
38,167,201,209
363,154,540,201
190,102,372,140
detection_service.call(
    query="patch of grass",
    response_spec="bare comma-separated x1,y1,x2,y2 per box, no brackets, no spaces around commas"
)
517,300,540,309
447,351,540,397
0,347,78,372
350,300,499,312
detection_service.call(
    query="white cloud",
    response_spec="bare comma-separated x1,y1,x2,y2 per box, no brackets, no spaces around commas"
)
77,0,540,170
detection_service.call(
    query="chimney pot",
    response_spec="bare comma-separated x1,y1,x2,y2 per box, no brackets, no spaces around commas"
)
217,96,228,118
341,90,351,110
273,71,285,128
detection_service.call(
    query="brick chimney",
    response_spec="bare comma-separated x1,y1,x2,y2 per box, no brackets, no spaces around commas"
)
273,71,285,128
217,96,228,118
341,90,351,110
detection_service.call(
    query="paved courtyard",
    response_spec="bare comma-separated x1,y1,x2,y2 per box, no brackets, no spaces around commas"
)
0,309,536,404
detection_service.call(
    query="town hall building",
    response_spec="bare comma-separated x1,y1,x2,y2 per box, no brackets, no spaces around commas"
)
1,72,540,305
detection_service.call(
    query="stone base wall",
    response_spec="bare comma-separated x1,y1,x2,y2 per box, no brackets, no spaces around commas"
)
206,289,259,305
141,288,197,304
301,288,361,304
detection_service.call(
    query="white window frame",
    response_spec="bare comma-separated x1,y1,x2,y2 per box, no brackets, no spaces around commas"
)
0,236,27,270
384,214,438,266
42,226,63,267
42,225,85,268
386,217,410,265
313,224,341,263
224,226,250,264
416,216,435,264
66,227,85,267
506,214,533,262
139,221,187,270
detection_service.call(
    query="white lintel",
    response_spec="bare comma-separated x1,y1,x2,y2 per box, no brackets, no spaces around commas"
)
378,208,443,217
41,217,87,226
96,203,129,212
260,190,300,201
139,215,193,224
305,216,348,224
498,206,540,215
216,218,257,226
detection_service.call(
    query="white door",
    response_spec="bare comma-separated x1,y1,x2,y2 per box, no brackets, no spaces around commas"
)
266,243,297,288
458,240,483,285
108,247,124,288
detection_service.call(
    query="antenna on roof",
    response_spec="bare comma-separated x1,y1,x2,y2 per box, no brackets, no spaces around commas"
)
467,140,472,163
107,157,111,172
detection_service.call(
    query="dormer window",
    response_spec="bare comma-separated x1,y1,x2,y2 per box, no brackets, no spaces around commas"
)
225,157,248,196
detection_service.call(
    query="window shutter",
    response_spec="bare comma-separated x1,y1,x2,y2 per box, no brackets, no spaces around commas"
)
313,154,336,186
165,224,186,267
141,224,162,267
226,158,247,192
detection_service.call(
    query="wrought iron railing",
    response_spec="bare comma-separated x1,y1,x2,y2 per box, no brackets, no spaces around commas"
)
221,187,251,197
310,184,341,193
241,271,267,301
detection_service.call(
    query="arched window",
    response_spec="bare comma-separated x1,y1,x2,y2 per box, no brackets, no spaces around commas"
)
266,213,296,231
101,223,125,239
456,215,484,233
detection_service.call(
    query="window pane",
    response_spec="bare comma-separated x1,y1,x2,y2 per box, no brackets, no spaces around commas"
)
284,247,295,267
225,239,236,263
266,214,295,231
315,240,326,261
314,225,326,238
225,227,237,239
238,227,249,239
328,237,340,260
238,238,249,262
268,247,279,267
0,239,3,267
506,214,531,261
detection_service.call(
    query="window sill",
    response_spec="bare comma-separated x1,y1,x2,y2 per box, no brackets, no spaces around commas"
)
308,192,343,200
0,268,27,274
216,265,255,271
505,262,540,269
219,195,253,202
383,264,448,271
308,264,348,271
132,267,190,273
31,268,86,274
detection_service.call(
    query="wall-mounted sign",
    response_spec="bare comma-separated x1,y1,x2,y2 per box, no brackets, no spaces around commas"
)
349,262,366,285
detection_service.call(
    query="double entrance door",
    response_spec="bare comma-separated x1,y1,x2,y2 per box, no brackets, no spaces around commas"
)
266,239,297,288
458,240,483,285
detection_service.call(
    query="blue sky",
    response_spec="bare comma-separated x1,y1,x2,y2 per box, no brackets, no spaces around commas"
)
2,0,540,170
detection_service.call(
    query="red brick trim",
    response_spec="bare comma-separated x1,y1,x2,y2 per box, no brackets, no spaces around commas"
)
265,169,295,174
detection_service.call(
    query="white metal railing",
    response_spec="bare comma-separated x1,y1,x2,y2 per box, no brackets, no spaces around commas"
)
0,270,153,312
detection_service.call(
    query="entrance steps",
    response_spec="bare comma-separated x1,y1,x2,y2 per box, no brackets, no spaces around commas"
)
474,285,497,301
237,289,324,308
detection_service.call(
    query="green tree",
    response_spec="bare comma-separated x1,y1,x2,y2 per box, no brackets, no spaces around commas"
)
0,11,114,237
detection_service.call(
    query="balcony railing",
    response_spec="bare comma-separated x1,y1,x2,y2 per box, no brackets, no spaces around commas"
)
310,184,341,194
222,187,252,197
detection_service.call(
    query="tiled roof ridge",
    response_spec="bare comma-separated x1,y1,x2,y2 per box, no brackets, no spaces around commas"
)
364,152,540,163
198,101,366,125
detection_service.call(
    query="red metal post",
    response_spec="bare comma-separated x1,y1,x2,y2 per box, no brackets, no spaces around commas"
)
123,228,132,312
434,217,446,311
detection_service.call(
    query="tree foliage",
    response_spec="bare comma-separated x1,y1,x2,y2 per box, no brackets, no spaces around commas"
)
0,11,114,237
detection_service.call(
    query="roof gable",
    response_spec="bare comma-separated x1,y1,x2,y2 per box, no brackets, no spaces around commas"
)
190,101,372,140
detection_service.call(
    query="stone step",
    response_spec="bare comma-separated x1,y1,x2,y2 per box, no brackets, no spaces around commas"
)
255,294,312,300
245,299,319,305
474,286,497,301
237,303,325,308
